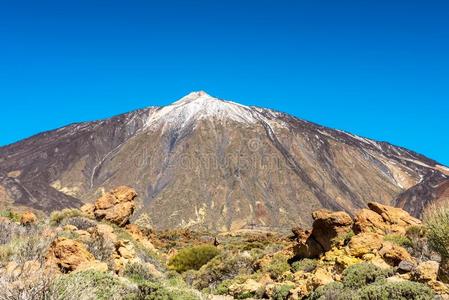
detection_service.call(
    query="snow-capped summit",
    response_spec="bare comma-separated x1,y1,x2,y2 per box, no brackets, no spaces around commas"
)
144,91,257,128
172,90,214,104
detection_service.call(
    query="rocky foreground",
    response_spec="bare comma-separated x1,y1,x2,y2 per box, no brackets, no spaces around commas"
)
0,186,448,299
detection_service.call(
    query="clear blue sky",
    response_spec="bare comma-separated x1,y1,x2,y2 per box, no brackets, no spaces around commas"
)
1,0,448,165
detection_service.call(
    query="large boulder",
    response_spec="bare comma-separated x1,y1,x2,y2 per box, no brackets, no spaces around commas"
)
379,242,412,266
46,237,95,272
353,209,386,234
413,261,440,282
88,186,137,226
353,202,421,235
295,210,353,258
348,232,384,257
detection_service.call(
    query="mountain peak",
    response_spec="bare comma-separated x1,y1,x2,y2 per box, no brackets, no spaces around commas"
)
173,91,215,104
144,91,257,128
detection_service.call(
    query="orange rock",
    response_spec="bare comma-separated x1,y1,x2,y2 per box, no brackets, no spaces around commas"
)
95,201,135,227
95,193,118,210
353,209,386,234
46,237,94,272
20,211,37,225
80,203,95,218
367,202,421,227
294,210,353,258
379,242,412,266
92,186,137,226
309,210,353,251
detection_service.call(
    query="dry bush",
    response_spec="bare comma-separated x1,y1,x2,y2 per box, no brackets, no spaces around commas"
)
60,216,97,230
424,199,449,282
0,261,54,300
49,209,84,226
84,231,115,266
0,222,25,245
423,200,449,259
0,224,52,267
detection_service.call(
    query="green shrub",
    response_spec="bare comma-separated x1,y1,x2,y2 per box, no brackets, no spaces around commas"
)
307,281,347,300
50,208,83,225
384,234,413,248
292,258,318,273
356,280,434,300
215,279,234,295
424,202,449,281
307,280,433,300
271,284,294,300
263,253,291,280
0,210,20,222
124,262,154,281
132,273,201,300
168,244,220,273
50,270,134,300
333,230,355,245
188,251,254,290
424,203,449,260
342,263,393,289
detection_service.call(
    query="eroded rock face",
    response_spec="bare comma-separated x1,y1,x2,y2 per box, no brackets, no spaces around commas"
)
294,210,353,258
46,237,95,272
354,202,421,235
89,186,137,226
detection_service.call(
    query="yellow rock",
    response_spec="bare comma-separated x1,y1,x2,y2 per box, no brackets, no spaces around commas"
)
414,261,440,282
348,232,383,257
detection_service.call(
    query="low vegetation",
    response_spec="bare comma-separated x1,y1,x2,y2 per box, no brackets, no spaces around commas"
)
168,244,220,273
1,198,448,299
424,200,449,282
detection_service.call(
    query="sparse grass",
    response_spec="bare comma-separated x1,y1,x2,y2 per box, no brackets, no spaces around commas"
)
262,253,291,280
424,201,449,260
271,284,295,300
123,261,154,281
50,208,84,226
60,216,97,230
384,234,413,248
291,258,318,273
50,270,134,300
0,210,21,223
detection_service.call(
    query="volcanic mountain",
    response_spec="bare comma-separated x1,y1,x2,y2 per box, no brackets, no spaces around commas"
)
1,91,448,231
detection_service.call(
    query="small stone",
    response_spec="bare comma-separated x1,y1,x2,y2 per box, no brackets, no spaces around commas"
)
397,260,415,273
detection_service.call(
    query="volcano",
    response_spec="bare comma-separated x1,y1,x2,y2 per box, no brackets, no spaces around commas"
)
1,91,448,231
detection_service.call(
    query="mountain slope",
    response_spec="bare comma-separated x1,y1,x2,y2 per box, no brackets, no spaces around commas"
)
1,91,448,231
